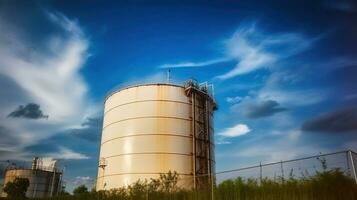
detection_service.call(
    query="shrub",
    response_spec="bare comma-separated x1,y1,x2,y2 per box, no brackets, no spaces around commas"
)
3,177,30,199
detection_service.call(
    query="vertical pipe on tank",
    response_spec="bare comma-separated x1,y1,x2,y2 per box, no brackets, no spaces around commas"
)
32,157,38,170
346,151,351,176
204,100,209,179
349,151,357,184
33,170,37,198
50,169,56,196
206,99,214,200
57,173,62,195
192,92,196,189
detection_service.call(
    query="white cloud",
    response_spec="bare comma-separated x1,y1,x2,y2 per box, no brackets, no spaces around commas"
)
46,147,89,160
218,123,251,137
258,72,325,107
215,139,232,145
217,129,327,166
73,176,93,186
226,96,243,104
0,11,98,160
0,13,94,123
69,176,95,191
216,25,274,79
229,71,325,118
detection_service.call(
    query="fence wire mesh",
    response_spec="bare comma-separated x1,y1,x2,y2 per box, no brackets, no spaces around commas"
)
215,150,357,185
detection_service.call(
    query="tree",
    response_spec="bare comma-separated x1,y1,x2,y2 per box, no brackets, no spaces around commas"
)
160,170,179,193
149,170,179,193
3,177,30,199
73,185,89,195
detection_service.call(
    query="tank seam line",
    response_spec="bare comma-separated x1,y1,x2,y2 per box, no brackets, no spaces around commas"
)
101,134,193,145
103,152,193,158
102,116,191,130
104,99,192,115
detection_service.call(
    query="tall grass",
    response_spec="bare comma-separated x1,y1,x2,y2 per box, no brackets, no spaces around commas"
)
35,169,357,200
215,169,357,200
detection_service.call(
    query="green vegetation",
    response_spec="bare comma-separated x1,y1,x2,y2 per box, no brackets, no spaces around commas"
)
32,168,357,200
215,169,357,200
72,185,89,196
3,177,30,199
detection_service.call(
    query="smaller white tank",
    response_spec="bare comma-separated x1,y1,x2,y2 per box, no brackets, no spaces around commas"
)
1,158,62,198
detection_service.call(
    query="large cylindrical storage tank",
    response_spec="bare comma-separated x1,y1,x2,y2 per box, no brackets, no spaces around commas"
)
1,169,62,198
97,83,216,190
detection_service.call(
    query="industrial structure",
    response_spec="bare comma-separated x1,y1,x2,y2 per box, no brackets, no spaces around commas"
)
97,80,217,191
1,157,62,198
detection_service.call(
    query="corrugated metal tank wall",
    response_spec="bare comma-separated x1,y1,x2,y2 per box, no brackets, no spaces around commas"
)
96,83,215,190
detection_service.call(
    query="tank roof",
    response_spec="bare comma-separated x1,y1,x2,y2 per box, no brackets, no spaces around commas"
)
5,168,62,174
105,83,184,101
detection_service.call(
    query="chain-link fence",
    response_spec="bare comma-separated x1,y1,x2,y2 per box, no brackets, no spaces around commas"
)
142,150,356,200
215,150,357,185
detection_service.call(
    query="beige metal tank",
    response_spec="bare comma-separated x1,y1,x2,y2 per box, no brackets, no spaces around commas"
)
96,82,216,191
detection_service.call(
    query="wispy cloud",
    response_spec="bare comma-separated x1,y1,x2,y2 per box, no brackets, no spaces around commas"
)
258,72,326,107
0,10,97,161
216,23,313,80
46,147,90,160
226,96,243,104
158,58,230,69
228,71,325,125
0,12,94,124
325,0,357,13
157,21,314,80
319,56,357,70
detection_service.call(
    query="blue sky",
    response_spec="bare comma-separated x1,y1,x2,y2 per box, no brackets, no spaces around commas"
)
0,0,357,191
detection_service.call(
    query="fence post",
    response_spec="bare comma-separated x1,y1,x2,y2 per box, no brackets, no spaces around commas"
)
259,162,262,183
211,173,214,200
346,151,350,176
280,161,284,182
348,150,357,184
